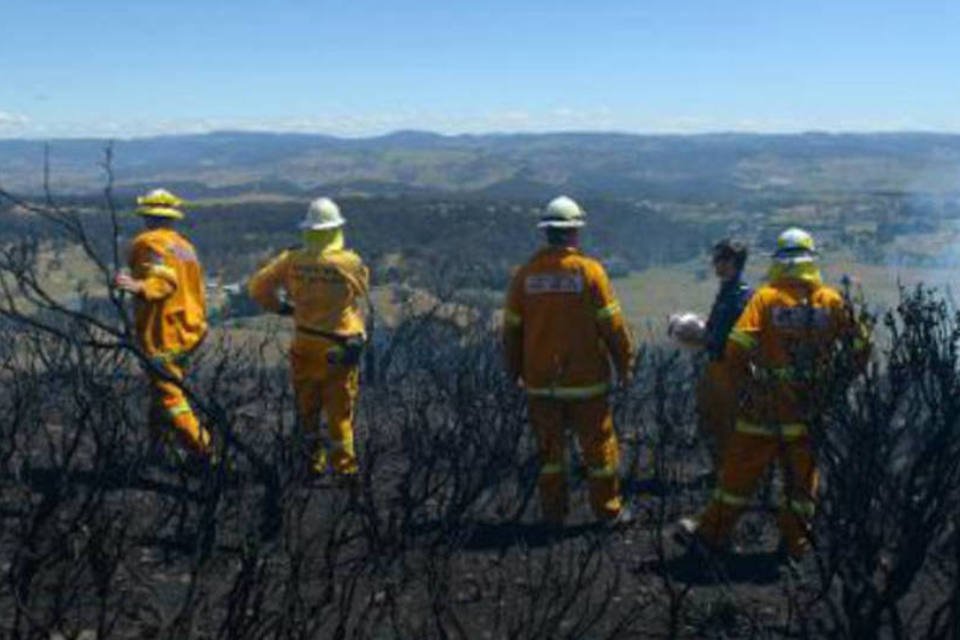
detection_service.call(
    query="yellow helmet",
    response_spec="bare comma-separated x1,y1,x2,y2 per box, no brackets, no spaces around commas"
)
135,188,185,219
773,227,817,264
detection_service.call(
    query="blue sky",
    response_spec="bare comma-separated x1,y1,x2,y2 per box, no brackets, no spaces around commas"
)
1,0,959,138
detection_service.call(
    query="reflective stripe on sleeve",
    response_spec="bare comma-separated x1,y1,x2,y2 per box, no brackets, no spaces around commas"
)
504,309,523,327
527,382,610,400
540,463,564,476
728,329,757,350
734,419,808,440
712,488,749,507
596,302,621,320
167,402,192,418
146,264,177,281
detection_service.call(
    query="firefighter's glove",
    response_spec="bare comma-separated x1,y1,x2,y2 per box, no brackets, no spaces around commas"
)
277,301,295,316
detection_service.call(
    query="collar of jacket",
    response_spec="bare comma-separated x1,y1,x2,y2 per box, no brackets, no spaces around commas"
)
540,245,580,256
138,227,182,242
302,228,345,255
767,260,823,286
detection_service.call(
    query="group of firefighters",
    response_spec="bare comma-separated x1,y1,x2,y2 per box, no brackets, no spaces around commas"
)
115,187,870,563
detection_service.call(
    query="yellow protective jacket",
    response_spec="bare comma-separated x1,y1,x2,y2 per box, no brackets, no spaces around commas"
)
725,269,869,429
128,228,207,358
247,246,369,340
503,246,634,399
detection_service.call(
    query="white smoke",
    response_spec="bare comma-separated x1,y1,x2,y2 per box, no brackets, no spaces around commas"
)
0,111,30,130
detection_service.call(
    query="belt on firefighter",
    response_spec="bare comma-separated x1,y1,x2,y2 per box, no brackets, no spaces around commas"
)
527,382,610,400
734,419,808,440
296,325,358,345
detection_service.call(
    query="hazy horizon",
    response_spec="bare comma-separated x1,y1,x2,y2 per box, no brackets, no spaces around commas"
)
4,127,960,145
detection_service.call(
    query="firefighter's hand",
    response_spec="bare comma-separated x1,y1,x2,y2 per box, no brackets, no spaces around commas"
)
113,272,143,294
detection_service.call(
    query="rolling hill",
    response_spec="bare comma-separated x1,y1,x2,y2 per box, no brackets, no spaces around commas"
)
1,130,959,198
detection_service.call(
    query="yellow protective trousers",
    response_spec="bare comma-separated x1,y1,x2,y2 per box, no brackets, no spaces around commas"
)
695,360,737,469
697,425,819,557
528,396,622,523
291,337,360,475
148,357,212,458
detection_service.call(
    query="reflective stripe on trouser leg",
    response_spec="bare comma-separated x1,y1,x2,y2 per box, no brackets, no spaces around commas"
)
169,404,212,456
322,364,360,475
734,419,808,439
528,398,570,523
697,430,781,548
572,396,622,520
776,439,818,558
150,362,211,456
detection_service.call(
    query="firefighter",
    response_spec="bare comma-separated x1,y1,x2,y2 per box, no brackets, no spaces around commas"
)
248,197,369,477
114,188,212,460
677,228,869,560
696,239,752,471
502,196,635,526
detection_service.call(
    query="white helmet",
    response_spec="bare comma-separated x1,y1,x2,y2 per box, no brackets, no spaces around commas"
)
299,197,345,230
538,195,586,229
667,311,706,348
773,227,817,264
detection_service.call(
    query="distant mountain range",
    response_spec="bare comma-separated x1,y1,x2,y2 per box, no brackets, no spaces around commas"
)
1,130,959,199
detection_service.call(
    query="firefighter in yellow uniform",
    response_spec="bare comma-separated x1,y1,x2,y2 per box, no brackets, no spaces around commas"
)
678,228,869,559
503,196,635,525
248,197,369,476
114,189,212,459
